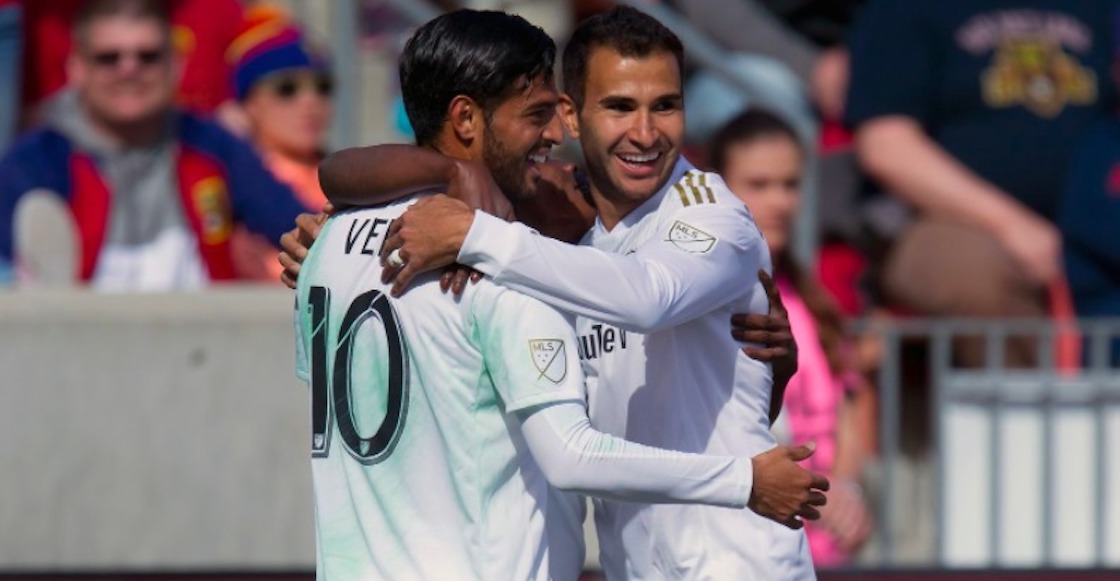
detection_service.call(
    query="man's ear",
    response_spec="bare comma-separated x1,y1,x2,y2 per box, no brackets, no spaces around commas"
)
448,95,482,144
559,94,580,139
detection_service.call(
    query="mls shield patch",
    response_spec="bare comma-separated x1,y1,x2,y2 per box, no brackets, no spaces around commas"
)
529,339,567,384
667,220,717,253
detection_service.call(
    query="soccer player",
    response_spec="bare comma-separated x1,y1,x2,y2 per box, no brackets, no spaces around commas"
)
295,10,822,580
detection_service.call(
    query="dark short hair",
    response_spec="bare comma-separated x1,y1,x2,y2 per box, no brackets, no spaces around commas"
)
562,5,684,110
709,108,800,174
400,9,556,146
73,0,171,50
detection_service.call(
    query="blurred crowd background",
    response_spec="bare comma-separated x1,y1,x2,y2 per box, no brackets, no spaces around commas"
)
1,0,1118,576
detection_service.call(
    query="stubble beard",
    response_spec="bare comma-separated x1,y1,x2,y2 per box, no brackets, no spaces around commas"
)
482,124,533,202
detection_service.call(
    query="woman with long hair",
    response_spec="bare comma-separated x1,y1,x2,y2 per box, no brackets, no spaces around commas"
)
711,108,874,566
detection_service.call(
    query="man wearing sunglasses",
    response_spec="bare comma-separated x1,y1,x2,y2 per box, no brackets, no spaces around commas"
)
0,0,306,290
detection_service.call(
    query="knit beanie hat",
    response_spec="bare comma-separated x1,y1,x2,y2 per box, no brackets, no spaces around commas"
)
228,5,330,101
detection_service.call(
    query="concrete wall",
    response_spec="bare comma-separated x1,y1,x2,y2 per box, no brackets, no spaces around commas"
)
0,288,314,570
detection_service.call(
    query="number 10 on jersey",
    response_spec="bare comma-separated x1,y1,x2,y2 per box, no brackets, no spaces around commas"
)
306,286,410,464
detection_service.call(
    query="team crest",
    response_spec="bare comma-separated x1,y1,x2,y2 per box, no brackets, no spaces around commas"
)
528,339,567,384
982,38,1096,118
667,220,717,253
191,176,233,244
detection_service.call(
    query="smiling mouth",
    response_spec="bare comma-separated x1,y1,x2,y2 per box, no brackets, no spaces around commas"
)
528,153,549,164
616,151,662,173
618,151,658,162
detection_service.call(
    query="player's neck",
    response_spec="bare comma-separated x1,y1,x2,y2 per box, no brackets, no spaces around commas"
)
589,165,677,231
591,191,646,232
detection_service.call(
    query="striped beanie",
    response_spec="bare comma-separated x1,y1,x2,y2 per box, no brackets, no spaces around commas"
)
227,5,329,101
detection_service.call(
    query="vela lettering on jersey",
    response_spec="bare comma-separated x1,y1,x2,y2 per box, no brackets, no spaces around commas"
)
344,217,391,256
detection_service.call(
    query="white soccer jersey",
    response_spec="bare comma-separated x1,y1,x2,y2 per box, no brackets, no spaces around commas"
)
294,194,760,581
458,158,816,580
295,198,587,581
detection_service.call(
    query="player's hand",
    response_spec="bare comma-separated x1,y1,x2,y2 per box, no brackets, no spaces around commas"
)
517,161,597,243
748,443,829,529
439,264,484,295
447,159,515,221
278,205,332,289
380,195,475,296
733,270,798,368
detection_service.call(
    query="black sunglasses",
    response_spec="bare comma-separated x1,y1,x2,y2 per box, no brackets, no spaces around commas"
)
90,48,167,68
271,76,334,100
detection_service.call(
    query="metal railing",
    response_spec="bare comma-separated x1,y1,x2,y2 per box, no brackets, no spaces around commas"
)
870,318,1120,569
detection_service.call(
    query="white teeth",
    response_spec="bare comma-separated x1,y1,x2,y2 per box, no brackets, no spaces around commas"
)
528,154,548,164
619,152,659,163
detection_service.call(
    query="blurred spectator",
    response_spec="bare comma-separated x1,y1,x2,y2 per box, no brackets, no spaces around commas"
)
0,0,305,291
711,108,874,566
17,0,245,130
226,5,332,282
846,0,1117,366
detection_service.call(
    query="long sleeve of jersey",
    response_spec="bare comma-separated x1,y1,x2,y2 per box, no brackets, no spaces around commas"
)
457,202,768,334
518,401,752,507
471,280,752,506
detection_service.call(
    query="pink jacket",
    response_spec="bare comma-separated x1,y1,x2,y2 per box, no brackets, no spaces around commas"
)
778,275,851,566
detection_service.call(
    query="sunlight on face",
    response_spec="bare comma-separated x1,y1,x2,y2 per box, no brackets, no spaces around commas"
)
481,75,563,200
574,48,684,222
